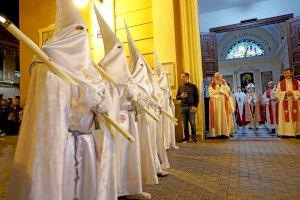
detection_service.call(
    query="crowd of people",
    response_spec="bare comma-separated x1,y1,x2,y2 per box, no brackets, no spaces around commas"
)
208,68,300,138
0,96,22,136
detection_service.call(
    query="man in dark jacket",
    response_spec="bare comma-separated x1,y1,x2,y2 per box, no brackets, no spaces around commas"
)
176,73,199,143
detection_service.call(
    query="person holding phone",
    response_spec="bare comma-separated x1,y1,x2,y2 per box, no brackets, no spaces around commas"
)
176,73,199,143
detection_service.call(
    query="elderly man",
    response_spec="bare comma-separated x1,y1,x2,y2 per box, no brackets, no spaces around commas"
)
262,81,277,133
176,73,199,143
275,68,300,137
208,72,234,137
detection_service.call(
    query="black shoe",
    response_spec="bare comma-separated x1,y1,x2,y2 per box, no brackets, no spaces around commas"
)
192,139,198,144
157,171,169,177
271,129,276,134
182,138,189,143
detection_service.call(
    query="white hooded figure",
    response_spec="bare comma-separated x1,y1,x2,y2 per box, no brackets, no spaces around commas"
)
7,0,112,199
125,25,170,177
94,6,151,199
154,52,178,150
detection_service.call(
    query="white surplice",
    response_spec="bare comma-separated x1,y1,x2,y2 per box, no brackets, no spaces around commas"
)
275,79,300,136
234,91,246,119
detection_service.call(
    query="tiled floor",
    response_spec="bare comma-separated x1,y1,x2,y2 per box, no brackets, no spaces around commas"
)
2,136,300,200
0,136,16,200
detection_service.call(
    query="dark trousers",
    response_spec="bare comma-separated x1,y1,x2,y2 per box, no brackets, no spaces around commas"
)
180,106,196,140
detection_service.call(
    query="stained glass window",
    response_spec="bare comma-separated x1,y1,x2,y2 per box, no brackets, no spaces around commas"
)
226,39,265,60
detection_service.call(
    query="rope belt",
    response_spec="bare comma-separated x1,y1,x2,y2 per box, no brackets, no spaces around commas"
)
68,129,92,200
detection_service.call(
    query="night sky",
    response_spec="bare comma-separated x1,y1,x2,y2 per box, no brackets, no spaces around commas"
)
0,0,19,26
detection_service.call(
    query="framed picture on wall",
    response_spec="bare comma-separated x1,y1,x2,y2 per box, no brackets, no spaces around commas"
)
261,71,273,92
162,62,177,88
240,72,254,91
38,24,55,47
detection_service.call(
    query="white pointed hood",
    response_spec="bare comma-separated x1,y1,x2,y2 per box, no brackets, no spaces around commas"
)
54,0,85,33
42,0,91,80
125,24,153,98
126,25,163,103
94,4,131,84
154,51,170,92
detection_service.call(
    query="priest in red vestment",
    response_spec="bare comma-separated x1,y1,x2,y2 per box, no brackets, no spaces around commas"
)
275,67,300,136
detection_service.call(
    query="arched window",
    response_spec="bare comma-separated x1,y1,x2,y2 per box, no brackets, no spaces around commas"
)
226,39,265,60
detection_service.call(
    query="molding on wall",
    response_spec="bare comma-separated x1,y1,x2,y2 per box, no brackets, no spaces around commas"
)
209,14,293,33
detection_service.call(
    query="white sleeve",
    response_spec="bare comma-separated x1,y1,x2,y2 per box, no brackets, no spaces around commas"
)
262,92,269,105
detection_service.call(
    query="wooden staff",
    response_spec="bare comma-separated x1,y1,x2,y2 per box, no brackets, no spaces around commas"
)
102,114,135,142
0,17,76,85
161,109,178,125
146,96,178,123
0,17,136,142
142,60,178,123
93,62,160,122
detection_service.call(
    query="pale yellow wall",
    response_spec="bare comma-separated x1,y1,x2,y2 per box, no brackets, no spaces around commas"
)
20,0,56,104
152,0,178,96
115,0,154,66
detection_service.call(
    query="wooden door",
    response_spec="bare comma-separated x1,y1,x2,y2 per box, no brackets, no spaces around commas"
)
200,32,218,133
287,16,300,79
200,32,218,78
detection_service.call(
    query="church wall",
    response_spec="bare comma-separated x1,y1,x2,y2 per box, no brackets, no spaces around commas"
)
199,0,300,32
217,28,279,61
152,0,178,96
115,0,154,66
277,37,289,72
219,57,281,93
217,27,283,93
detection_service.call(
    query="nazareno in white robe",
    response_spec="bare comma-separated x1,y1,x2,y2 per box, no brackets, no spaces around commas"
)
132,56,158,185
155,58,177,149
94,6,144,197
126,26,170,174
7,20,112,200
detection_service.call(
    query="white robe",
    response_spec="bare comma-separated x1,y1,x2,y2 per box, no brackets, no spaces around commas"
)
115,85,143,197
156,63,177,149
7,21,112,200
161,91,177,149
275,79,300,136
208,83,233,136
234,91,246,118
132,57,158,185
